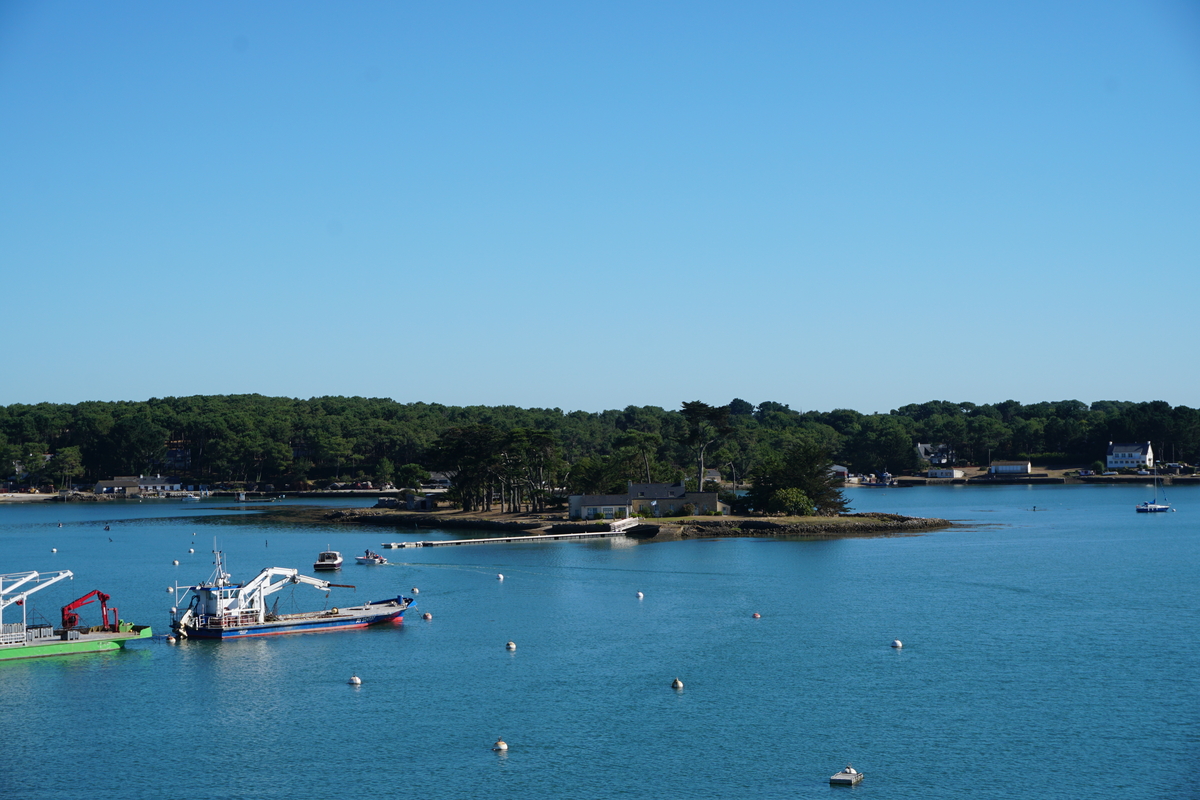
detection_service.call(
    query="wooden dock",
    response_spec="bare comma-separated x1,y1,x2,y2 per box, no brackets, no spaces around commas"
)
381,530,627,548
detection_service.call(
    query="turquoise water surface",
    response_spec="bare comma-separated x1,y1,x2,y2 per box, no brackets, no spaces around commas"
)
0,486,1196,799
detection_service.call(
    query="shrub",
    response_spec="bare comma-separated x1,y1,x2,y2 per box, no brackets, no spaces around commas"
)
768,487,814,516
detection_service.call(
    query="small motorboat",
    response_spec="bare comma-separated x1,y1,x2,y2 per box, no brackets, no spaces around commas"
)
355,549,387,565
830,765,863,786
313,550,343,571
181,494,201,503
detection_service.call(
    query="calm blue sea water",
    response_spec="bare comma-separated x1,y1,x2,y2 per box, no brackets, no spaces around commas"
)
0,487,1196,800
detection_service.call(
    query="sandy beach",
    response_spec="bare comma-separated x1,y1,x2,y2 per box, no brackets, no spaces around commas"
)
0,493,56,503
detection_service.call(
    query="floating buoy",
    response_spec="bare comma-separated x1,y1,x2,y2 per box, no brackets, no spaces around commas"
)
497,573,504,581
188,548,194,554
636,591,644,599
192,532,196,536
752,612,761,619
166,636,176,644
51,548,57,553
891,640,903,648
166,587,173,593
422,612,432,620
411,587,419,594
493,738,508,751
348,675,362,685
671,678,684,690
172,560,179,565
505,641,516,651
170,607,177,614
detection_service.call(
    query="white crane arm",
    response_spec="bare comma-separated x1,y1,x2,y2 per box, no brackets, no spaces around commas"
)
0,570,73,613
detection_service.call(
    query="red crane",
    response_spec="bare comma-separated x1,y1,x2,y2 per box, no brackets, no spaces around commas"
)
61,590,117,631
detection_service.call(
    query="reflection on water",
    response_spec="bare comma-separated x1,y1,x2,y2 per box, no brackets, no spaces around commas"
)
1,486,1198,800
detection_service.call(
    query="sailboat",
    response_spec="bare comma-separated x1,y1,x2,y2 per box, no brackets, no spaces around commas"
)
1135,468,1172,513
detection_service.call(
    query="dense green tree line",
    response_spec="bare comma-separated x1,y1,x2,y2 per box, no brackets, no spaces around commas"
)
2,396,1198,508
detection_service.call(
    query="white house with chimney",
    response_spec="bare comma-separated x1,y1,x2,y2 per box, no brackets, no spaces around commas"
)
1106,442,1154,470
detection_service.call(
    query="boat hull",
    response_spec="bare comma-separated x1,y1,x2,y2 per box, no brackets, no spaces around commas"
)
0,626,152,662
176,599,410,640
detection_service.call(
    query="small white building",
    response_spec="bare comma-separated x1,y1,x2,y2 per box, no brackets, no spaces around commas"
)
927,468,965,479
1106,442,1154,470
568,494,634,521
988,461,1031,475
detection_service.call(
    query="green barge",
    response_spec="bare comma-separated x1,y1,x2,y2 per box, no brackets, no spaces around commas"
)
0,570,151,662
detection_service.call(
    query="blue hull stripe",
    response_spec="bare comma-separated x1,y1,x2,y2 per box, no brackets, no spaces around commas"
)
186,611,405,640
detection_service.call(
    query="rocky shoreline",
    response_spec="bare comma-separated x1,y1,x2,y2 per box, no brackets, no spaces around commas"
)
281,507,952,540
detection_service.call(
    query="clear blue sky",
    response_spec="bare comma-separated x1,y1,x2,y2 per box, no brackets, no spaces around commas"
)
2,2,1198,414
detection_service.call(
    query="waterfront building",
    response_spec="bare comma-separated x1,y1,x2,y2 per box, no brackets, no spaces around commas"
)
1106,442,1154,470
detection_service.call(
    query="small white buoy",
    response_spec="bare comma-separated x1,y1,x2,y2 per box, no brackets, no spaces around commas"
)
411,587,419,594
752,612,761,619
166,636,176,644
671,677,684,689
188,548,194,554
166,587,173,593
172,560,179,565
497,573,504,581
493,738,508,751
891,640,903,648
505,641,516,651
170,607,177,614
422,612,432,620
636,591,644,599
51,548,57,553
348,675,362,685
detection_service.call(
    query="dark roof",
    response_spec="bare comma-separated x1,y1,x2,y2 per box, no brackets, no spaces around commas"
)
579,494,632,506
1107,442,1151,455
628,482,685,499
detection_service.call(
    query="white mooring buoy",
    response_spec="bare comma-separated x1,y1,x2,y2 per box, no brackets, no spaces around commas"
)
752,612,761,619
51,548,57,553
166,636,176,644
172,560,179,565
188,548,194,554
422,612,432,620
505,641,516,651
497,573,504,581
411,587,419,594
671,678,684,690
166,587,173,593
348,675,362,686
636,591,644,599
493,738,508,751
891,640,903,648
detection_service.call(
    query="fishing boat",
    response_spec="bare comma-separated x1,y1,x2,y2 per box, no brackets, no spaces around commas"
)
355,549,387,565
0,571,151,661
170,551,413,639
313,549,343,570
1136,469,1172,513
